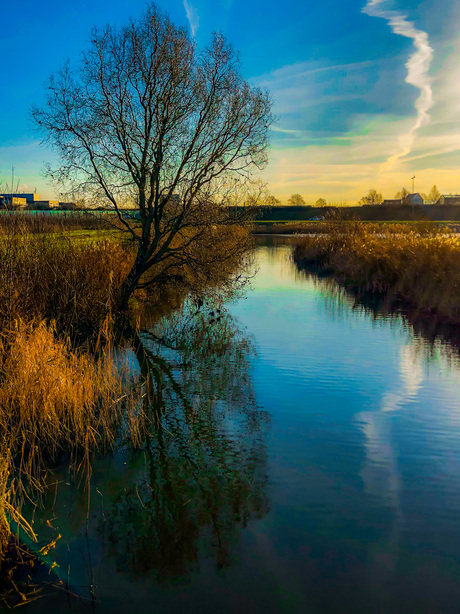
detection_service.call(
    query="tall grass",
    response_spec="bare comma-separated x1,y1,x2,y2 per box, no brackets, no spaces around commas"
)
0,318,144,574
0,230,134,338
0,211,110,234
293,220,460,322
0,218,137,579
0,216,252,335
0,214,252,588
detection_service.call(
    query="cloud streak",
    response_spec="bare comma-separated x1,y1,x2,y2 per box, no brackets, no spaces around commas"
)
183,0,199,38
363,0,434,171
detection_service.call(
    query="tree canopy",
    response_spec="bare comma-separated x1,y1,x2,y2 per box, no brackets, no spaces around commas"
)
32,3,273,310
394,187,409,200
266,195,281,207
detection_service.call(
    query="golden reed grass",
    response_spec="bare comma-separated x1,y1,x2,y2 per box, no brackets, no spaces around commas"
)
0,211,109,235
0,318,144,560
0,233,133,337
293,220,460,322
0,217,135,572
0,214,251,579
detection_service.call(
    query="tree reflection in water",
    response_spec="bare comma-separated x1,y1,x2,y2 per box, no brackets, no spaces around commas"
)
103,303,269,580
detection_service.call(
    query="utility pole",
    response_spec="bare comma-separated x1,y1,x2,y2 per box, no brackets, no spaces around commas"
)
411,175,415,194
411,176,415,221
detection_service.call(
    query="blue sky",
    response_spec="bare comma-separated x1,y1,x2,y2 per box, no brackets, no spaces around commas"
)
1,0,460,202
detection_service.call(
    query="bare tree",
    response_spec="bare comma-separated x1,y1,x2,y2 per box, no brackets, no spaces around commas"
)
32,4,272,311
287,194,305,206
360,189,383,205
394,187,409,200
266,195,281,207
427,185,441,204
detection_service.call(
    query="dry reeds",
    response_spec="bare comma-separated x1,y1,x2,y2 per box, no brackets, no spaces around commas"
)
0,229,134,337
293,220,460,322
0,211,109,235
0,212,251,575
0,318,143,563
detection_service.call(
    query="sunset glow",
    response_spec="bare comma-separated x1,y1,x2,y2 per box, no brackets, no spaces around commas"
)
1,0,460,202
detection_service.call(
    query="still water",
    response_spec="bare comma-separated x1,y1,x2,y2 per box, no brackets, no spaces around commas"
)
26,239,460,613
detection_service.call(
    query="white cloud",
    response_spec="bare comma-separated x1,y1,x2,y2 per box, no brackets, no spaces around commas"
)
183,0,199,38
255,58,381,116
363,0,434,172
251,5,460,201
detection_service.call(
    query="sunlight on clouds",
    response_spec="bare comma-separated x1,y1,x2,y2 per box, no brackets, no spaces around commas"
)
256,58,383,118
264,144,460,202
263,118,412,201
256,3,460,202
363,0,434,173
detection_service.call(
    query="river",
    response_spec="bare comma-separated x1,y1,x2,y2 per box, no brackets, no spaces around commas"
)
23,237,460,613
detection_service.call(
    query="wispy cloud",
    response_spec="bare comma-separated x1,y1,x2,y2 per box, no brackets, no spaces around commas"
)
256,59,377,87
183,0,200,38
363,0,434,171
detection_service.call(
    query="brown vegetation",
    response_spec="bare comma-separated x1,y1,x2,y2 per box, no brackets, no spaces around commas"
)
293,220,460,322
0,211,109,234
0,316,147,588
0,215,251,335
0,212,251,588
0,230,132,339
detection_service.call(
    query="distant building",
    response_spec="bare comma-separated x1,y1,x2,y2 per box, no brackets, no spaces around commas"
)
436,195,460,205
0,193,41,205
402,193,424,205
13,193,40,204
1,193,41,208
0,193,79,210
0,195,27,210
382,199,402,206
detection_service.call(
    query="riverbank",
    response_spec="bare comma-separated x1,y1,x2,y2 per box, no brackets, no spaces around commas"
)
293,221,460,324
6,236,460,613
0,213,252,604
252,220,460,235
243,203,460,222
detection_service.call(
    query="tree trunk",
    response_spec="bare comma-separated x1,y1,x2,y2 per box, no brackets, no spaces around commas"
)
118,252,148,313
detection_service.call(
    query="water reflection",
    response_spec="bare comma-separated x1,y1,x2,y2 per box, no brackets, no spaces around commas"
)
101,305,269,579
21,240,460,613
299,268,460,606
316,271,460,357
29,303,269,609
302,270,460,366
